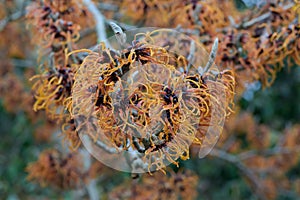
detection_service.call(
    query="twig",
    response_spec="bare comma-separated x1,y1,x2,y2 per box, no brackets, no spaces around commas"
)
242,3,294,28
125,147,149,173
81,149,100,200
193,4,202,26
242,12,271,28
0,10,23,31
210,148,267,200
175,25,200,36
203,38,218,74
86,180,99,200
95,138,148,173
186,40,195,73
0,0,28,31
98,2,119,11
79,27,96,39
109,22,127,45
107,19,136,30
95,140,120,154
11,58,35,68
83,0,108,44
221,135,237,151
238,146,300,161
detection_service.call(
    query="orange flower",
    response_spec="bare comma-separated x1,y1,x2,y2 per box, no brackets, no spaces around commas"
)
30,66,74,120
72,30,235,172
26,149,86,189
109,170,198,200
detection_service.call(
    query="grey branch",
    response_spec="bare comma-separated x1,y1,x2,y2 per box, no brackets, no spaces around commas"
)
11,58,35,68
186,40,196,73
98,2,119,11
242,3,294,28
210,148,267,200
203,38,218,74
80,149,100,200
0,10,23,32
95,140,120,154
83,0,107,44
238,146,300,161
107,19,136,30
109,22,127,45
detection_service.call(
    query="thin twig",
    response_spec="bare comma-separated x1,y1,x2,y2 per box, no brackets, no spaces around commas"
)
242,12,271,29
193,4,202,26
0,10,23,31
79,27,96,40
175,25,200,35
95,140,120,154
221,135,237,151
186,40,195,73
11,58,35,68
98,2,119,11
242,3,294,28
81,149,100,200
109,22,127,45
238,146,300,161
0,0,28,32
107,19,136,30
203,38,218,74
210,148,267,200
83,0,108,44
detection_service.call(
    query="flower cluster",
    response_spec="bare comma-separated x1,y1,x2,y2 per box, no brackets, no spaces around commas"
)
26,0,94,148
119,0,300,94
26,0,88,57
26,149,87,189
72,29,235,172
109,170,198,200
26,0,85,117
0,0,297,198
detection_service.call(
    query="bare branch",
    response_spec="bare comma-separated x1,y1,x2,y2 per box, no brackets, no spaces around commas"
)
83,0,107,44
109,22,127,45
98,2,119,12
210,148,267,200
175,25,200,35
11,58,35,68
203,38,218,74
95,140,120,154
238,146,300,161
107,19,136,30
186,40,195,73
242,3,294,28
80,149,100,200
0,10,23,32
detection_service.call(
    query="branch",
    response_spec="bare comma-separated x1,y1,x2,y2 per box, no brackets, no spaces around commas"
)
238,146,300,161
96,139,148,173
98,2,119,12
107,19,136,30
186,40,195,73
0,10,23,31
0,0,29,32
202,38,218,74
81,149,100,200
175,25,200,35
83,0,107,44
11,58,35,68
95,140,120,154
210,148,267,200
109,22,127,45
242,3,294,28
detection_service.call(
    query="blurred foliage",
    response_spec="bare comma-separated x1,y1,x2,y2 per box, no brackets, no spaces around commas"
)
241,66,300,130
